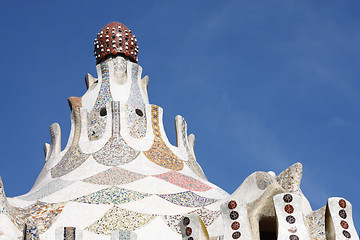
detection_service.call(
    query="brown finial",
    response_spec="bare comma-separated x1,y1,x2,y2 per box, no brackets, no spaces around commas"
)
94,22,139,64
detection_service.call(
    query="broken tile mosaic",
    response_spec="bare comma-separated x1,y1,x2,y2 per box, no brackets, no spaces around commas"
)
51,101,90,178
72,186,150,204
276,163,303,193
159,191,217,207
85,206,156,235
82,167,145,185
14,201,65,234
88,61,113,140
163,208,220,234
143,105,184,171
126,63,147,138
93,101,140,166
153,171,211,192
181,119,207,179
255,172,274,190
18,178,74,201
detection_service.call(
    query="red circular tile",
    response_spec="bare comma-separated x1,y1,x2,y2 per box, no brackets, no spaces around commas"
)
341,220,349,229
228,200,237,209
284,204,294,214
231,221,240,230
185,227,192,236
339,199,347,208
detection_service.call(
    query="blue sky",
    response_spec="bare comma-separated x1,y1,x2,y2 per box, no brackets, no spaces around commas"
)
0,0,359,226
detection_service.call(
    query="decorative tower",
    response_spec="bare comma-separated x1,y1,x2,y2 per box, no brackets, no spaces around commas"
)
0,22,358,240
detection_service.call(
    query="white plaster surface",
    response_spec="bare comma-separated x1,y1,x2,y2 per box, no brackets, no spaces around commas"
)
273,193,311,240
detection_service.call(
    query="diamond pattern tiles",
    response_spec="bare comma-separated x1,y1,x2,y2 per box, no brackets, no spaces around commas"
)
159,191,217,208
72,186,150,205
82,167,146,185
153,171,211,192
85,206,156,235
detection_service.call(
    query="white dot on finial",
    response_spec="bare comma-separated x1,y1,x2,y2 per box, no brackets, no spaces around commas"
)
101,48,104,52
119,47,123,51
112,31,115,34
268,171,276,178
125,46,128,49
106,35,109,38
106,27,109,29
107,49,110,52
112,44,116,48
125,42,128,45
106,39,109,42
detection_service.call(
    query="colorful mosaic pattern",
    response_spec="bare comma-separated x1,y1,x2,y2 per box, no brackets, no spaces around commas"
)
88,62,112,140
163,208,220,234
82,167,145,185
72,186,150,204
126,63,147,138
112,229,132,239
64,227,76,240
153,171,211,192
144,105,184,171
19,179,74,201
305,206,326,240
51,98,90,178
181,119,207,179
159,191,217,207
256,171,274,190
276,162,303,193
93,101,139,166
14,202,65,234
24,223,39,240
86,206,156,235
